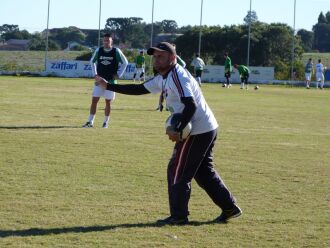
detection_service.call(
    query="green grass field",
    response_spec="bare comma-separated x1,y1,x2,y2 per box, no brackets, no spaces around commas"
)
0,76,329,247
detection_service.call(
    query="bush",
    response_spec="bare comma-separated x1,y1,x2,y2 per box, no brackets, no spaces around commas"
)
274,61,289,80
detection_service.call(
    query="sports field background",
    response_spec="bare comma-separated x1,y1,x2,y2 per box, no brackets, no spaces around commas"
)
1,51,330,80
0,76,329,247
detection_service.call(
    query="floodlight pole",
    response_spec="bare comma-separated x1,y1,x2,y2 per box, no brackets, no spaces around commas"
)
247,0,252,67
44,0,50,71
290,0,296,80
150,0,154,48
198,0,204,56
98,0,102,47
149,0,154,76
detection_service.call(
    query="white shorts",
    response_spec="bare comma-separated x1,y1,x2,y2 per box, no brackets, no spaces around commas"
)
305,73,312,81
135,67,145,75
92,84,115,100
316,72,324,82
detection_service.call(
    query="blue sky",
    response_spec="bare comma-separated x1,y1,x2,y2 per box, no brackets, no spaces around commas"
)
1,0,329,33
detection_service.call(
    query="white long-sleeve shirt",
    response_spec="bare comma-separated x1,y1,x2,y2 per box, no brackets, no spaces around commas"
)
315,63,324,74
144,64,218,135
191,57,205,70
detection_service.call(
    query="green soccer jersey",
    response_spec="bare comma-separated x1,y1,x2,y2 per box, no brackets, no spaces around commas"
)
236,65,250,76
90,47,128,84
224,56,232,73
135,55,145,68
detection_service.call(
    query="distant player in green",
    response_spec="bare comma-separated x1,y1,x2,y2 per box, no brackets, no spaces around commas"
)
223,53,232,88
133,50,145,82
234,64,250,90
304,58,313,89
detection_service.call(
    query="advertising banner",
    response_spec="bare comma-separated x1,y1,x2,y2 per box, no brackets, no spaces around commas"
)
46,60,275,83
46,60,136,79
202,65,274,83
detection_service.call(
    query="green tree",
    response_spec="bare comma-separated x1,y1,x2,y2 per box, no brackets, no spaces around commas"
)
176,22,304,79
0,24,19,38
317,12,328,24
175,27,200,62
161,20,178,33
310,12,330,52
144,22,166,47
326,11,330,23
28,33,60,50
244,10,258,25
129,23,149,48
84,30,100,47
313,23,330,52
297,29,314,52
104,17,143,44
50,27,86,49
2,29,32,40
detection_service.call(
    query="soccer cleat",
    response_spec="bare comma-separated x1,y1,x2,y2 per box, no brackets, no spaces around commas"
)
214,204,242,223
102,122,108,128
82,122,93,128
156,216,189,225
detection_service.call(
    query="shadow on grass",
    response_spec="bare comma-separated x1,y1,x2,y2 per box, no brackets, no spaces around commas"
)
0,125,80,129
113,107,163,112
0,220,219,238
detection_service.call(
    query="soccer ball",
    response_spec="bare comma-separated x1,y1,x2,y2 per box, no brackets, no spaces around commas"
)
165,113,192,140
254,85,260,90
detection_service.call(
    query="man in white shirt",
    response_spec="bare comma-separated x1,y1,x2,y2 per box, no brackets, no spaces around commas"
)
190,54,205,86
315,59,325,89
96,42,242,225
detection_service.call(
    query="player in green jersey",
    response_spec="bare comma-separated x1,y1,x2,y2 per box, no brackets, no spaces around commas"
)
133,50,145,82
234,64,250,90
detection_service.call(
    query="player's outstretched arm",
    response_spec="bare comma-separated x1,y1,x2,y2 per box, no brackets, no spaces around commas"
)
95,77,150,95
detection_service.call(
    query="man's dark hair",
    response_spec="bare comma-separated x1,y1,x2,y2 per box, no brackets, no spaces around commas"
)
104,33,112,38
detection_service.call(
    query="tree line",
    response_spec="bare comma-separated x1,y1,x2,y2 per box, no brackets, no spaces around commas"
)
1,11,329,52
0,10,329,79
